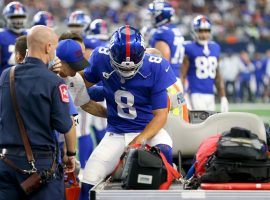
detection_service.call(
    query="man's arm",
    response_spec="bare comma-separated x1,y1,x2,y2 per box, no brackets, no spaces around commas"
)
215,66,226,97
77,70,107,117
63,116,77,172
129,108,168,146
155,41,171,61
81,100,107,118
180,55,190,86
215,66,229,112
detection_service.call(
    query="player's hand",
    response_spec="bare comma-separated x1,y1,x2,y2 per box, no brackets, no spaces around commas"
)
50,57,62,74
221,96,229,112
64,156,76,173
128,135,146,147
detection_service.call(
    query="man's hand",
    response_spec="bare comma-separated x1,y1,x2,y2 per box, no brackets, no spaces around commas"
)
50,57,62,74
64,156,76,173
221,96,229,112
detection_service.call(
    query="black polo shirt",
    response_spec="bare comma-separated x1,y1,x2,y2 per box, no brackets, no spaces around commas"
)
0,57,73,151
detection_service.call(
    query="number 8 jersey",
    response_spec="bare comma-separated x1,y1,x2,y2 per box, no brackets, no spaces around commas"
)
84,47,176,134
184,41,220,94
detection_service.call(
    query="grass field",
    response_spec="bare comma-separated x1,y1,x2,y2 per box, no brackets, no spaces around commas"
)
217,103,270,124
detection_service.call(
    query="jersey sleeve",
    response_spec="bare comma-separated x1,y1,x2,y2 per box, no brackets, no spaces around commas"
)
151,89,168,110
87,85,105,102
151,58,176,109
152,58,177,94
183,42,192,56
84,48,101,84
153,29,170,45
68,92,78,116
215,42,221,59
51,79,73,134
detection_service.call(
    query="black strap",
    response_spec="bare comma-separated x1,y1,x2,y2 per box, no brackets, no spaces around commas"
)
9,66,35,163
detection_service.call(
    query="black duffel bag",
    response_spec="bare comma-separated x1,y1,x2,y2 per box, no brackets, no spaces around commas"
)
121,147,167,190
201,156,270,183
201,127,270,183
216,127,268,160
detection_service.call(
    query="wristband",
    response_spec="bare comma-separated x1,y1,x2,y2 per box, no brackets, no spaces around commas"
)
66,151,76,157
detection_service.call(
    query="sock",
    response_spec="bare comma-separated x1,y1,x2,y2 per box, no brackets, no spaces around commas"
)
79,183,94,200
155,144,173,165
78,135,94,168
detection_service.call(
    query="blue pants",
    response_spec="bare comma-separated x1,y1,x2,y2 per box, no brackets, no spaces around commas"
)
0,154,64,200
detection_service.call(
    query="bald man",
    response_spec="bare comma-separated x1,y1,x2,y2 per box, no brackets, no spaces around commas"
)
0,25,76,199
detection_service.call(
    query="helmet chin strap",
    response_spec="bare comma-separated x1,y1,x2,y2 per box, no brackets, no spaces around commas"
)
197,40,208,46
8,26,25,34
197,40,210,56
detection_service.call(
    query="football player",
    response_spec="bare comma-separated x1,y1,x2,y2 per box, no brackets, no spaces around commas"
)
67,10,92,58
148,0,188,121
33,11,54,27
84,18,109,52
79,25,175,200
148,0,185,78
0,1,27,74
181,15,229,112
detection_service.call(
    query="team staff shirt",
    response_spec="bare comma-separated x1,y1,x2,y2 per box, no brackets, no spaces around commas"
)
0,57,73,151
84,47,176,134
184,41,221,94
149,24,184,77
0,28,27,74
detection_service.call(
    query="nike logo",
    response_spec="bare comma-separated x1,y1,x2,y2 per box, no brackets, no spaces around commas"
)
165,66,170,72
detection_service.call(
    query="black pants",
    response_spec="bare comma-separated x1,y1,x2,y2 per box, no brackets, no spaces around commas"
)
0,154,65,200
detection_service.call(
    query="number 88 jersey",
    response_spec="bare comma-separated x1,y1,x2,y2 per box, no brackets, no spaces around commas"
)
84,47,176,134
184,41,220,94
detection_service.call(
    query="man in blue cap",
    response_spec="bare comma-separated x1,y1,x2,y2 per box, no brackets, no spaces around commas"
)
55,38,107,171
56,39,90,77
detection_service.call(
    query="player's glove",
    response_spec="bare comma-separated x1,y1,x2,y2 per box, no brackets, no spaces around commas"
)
220,96,229,113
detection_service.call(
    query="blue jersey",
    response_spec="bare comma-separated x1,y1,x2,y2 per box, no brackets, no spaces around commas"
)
149,24,184,77
84,47,176,134
84,35,108,50
0,28,26,74
184,41,221,94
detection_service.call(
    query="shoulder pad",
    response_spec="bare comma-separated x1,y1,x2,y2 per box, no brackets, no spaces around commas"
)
96,46,110,56
183,40,192,45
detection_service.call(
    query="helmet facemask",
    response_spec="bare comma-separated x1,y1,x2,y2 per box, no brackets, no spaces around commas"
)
148,1,174,27
109,25,146,80
6,15,26,34
192,15,212,45
110,54,144,79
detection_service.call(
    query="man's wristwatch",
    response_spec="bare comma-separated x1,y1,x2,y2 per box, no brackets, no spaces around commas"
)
66,151,76,157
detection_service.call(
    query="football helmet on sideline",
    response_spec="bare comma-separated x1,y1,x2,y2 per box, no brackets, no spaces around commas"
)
33,11,54,27
67,10,91,34
148,0,174,27
3,1,27,34
109,25,146,79
192,15,212,45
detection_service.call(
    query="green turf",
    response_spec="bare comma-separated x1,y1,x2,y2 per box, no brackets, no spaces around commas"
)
216,103,270,123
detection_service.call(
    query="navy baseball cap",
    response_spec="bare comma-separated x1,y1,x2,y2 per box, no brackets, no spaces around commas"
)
56,39,89,71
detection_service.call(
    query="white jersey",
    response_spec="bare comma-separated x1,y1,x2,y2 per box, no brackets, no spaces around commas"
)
64,73,90,107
